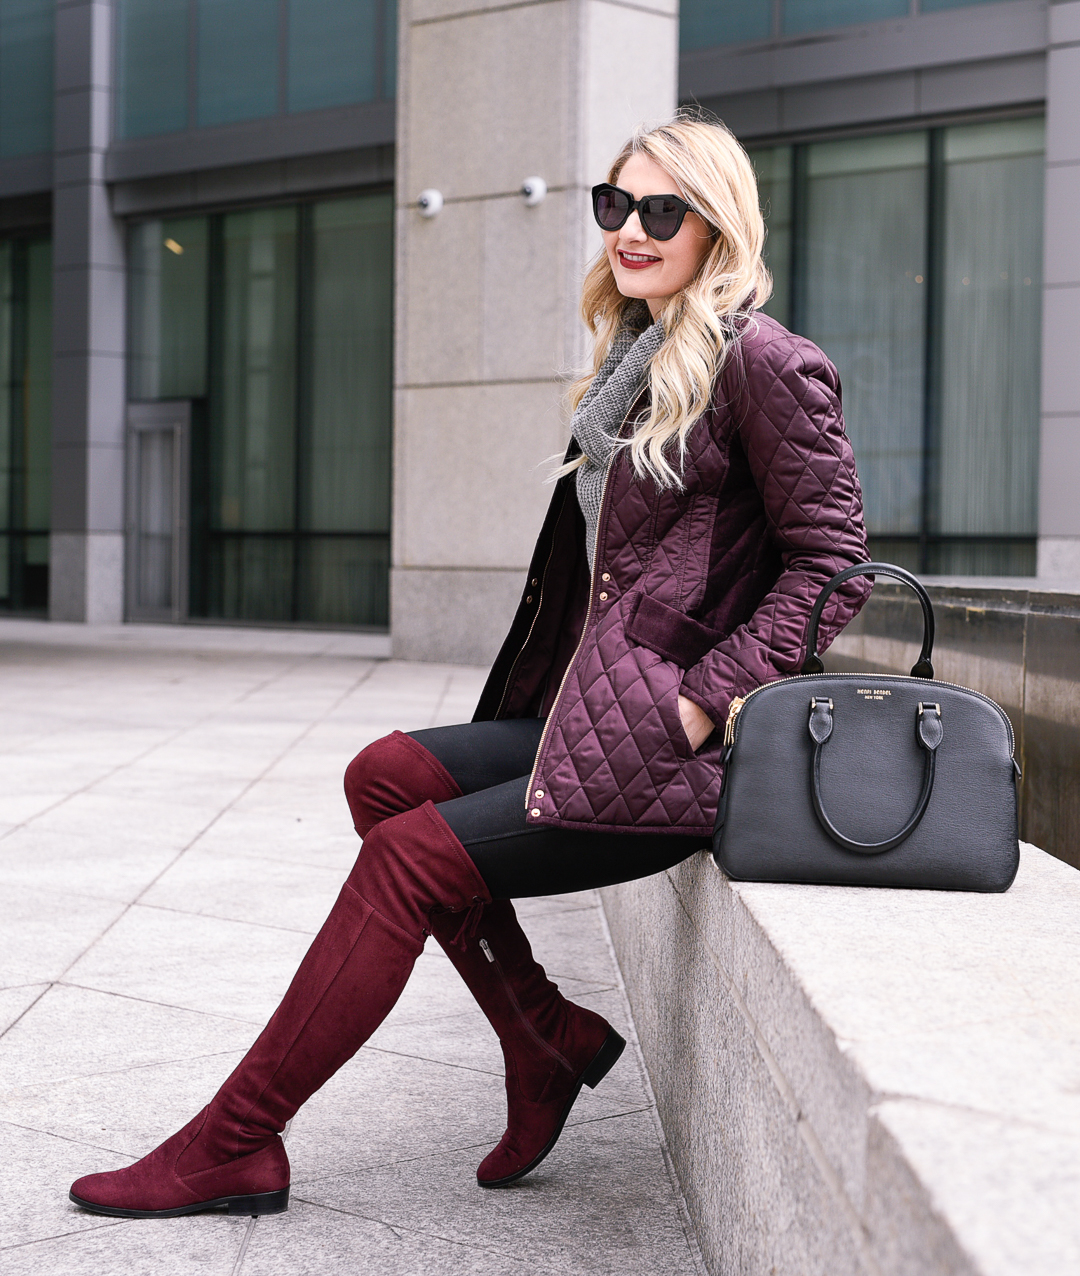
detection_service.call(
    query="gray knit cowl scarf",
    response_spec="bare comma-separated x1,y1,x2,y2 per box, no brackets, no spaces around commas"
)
571,314,665,571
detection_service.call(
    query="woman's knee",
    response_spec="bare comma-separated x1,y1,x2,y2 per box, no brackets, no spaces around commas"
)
344,730,458,836
343,733,408,836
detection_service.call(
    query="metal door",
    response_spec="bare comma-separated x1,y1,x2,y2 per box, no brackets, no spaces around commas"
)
125,401,190,622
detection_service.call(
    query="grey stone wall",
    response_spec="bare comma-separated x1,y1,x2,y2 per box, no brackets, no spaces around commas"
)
390,0,677,663
601,844,1080,1276
49,0,126,624
1038,0,1080,578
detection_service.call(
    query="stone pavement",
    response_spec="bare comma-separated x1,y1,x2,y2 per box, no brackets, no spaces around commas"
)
0,621,705,1276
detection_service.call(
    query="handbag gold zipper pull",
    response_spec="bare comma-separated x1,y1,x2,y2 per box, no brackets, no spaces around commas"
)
723,696,747,747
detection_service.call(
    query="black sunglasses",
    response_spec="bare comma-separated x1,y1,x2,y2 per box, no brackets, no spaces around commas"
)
591,183,693,241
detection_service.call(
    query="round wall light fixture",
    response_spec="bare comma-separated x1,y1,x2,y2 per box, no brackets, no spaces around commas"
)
521,177,547,207
417,189,443,217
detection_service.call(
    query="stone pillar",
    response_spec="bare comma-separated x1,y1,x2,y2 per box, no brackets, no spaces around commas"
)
391,0,677,664
1037,0,1080,579
49,0,126,623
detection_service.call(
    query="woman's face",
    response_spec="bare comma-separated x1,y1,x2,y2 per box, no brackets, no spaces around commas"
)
602,153,714,320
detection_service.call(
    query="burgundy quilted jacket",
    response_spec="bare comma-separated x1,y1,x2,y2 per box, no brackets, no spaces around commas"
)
474,314,872,837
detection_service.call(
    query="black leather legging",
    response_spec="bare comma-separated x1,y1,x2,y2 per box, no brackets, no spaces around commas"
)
408,719,704,900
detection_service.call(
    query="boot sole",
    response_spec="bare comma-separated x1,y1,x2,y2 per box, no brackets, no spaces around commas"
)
68,1187,290,1219
478,1027,627,1189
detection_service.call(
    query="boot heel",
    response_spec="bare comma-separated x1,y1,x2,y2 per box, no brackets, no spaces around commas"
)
227,1188,290,1217
581,1028,626,1089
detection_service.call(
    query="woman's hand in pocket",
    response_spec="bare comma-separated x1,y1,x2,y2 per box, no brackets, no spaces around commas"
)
678,695,715,752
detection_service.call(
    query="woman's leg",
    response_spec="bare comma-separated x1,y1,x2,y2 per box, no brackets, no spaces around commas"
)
342,721,701,1188
69,800,492,1219
430,775,701,1185
344,722,624,1188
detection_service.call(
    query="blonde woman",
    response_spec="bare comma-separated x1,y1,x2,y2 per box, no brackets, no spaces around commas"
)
70,115,870,1219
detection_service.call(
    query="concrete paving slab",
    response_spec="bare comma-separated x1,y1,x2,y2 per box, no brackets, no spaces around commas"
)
64,906,315,1024
0,1210,248,1276
0,885,126,987
3,1052,250,1156
29,791,226,851
0,1122,134,1249
284,1049,513,1181
0,984,48,1035
139,847,347,935
299,1109,698,1276
0,985,257,1087
0,823,184,903
193,809,362,872
240,1197,567,1276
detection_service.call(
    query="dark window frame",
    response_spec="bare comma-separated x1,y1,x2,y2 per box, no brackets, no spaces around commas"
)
115,0,397,142
0,225,52,614
752,106,1044,576
127,181,394,629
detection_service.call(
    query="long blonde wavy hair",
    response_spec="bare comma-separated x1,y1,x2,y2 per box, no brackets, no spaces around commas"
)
562,114,772,489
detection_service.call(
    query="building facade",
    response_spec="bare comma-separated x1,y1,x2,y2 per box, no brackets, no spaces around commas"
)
0,0,1076,661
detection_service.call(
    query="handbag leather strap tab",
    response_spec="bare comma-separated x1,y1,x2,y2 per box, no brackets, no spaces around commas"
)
809,700,941,855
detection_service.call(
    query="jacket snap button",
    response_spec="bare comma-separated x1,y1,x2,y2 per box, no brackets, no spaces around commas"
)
534,789,544,799
601,572,611,582
530,807,541,818
525,595,533,604
599,591,608,601
530,578,538,586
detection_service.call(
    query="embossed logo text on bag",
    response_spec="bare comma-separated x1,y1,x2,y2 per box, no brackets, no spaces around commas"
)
856,688,892,701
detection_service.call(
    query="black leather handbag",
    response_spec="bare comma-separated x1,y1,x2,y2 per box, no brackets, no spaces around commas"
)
712,563,1021,891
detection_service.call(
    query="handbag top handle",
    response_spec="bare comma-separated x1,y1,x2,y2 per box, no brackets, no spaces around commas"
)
801,561,936,679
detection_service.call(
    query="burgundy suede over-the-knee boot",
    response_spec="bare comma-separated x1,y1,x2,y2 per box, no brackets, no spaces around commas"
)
69,802,490,1219
345,730,625,1186
428,904,624,1187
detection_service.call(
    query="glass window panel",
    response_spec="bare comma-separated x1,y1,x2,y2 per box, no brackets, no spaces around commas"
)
0,0,53,157
0,235,51,611
128,218,209,400
215,207,298,534
383,0,397,99
748,146,792,326
297,538,389,626
188,199,393,626
935,120,1044,548
800,133,928,538
921,0,1013,11
0,242,12,565
944,115,1044,163
197,0,279,127
208,536,294,621
680,0,772,50
306,194,393,537
23,238,51,535
135,428,175,611
116,0,189,139
287,0,378,113
783,0,908,35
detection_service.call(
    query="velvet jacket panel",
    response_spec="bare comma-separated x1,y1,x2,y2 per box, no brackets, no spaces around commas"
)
473,314,872,837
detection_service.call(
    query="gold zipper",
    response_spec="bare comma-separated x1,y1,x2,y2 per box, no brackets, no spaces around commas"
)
479,938,573,1070
722,671,1016,755
525,455,616,810
723,695,747,747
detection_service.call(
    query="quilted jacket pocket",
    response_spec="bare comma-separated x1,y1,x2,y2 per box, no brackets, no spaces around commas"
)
626,592,725,670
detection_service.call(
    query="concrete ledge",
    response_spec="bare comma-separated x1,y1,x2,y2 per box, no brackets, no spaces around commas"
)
601,844,1080,1276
